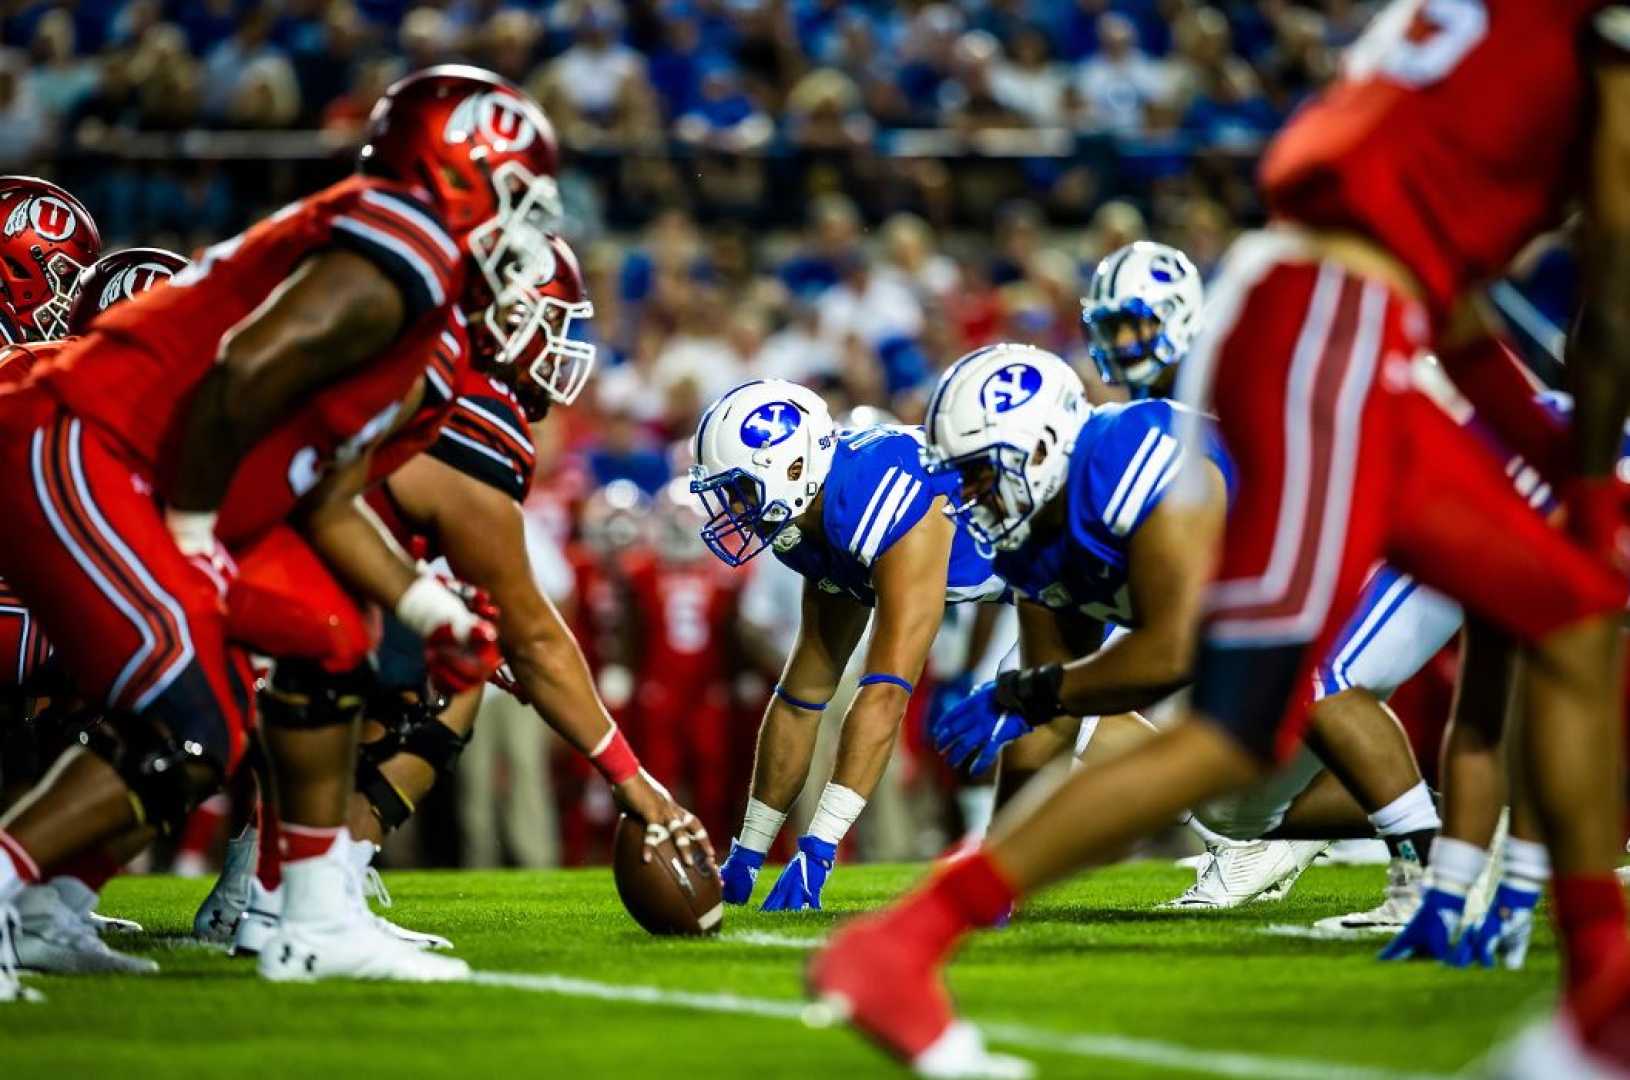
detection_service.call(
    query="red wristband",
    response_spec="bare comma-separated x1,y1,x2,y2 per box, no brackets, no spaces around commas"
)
589,725,641,786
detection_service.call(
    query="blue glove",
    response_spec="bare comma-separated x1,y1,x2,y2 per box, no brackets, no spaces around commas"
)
925,673,974,736
1379,885,1465,962
718,840,766,906
931,680,1032,777
1448,882,1540,970
760,835,836,912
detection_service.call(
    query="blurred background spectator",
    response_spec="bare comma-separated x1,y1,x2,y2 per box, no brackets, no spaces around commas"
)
5,0,1360,869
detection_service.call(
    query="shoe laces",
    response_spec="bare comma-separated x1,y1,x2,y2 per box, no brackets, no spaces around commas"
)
359,865,392,909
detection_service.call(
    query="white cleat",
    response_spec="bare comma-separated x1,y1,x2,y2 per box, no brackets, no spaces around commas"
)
348,838,453,951
193,828,257,945
1162,839,1327,909
1313,857,1422,934
912,1022,1034,1080
0,901,44,1003
1481,1014,1629,1080
257,840,467,984
14,882,158,975
230,879,282,958
87,911,143,935
52,876,143,935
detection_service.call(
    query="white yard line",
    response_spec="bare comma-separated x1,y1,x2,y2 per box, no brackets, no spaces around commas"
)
1259,923,1393,942
721,930,825,950
469,970,1454,1080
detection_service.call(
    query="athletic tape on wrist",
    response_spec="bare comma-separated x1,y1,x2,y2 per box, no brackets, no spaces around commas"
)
858,673,914,694
588,724,641,785
774,685,828,712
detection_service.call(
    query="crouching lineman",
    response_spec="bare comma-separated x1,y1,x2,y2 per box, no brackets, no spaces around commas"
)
691,381,1006,911
0,65,549,1001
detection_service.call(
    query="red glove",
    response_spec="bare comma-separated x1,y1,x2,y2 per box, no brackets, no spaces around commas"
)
394,575,504,696
165,508,236,605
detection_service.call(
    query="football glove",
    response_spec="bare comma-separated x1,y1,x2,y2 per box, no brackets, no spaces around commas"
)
718,840,766,906
1378,884,1465,962
932,681,1031,778
1448,882,1539,970
760,835,836,912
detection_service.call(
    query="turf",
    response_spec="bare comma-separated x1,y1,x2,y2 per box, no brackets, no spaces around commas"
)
2,861,1555,1079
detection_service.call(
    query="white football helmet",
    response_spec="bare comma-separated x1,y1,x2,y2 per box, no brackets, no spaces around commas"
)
689,379,837,566
1081,240,1202,395
923,344,1089,551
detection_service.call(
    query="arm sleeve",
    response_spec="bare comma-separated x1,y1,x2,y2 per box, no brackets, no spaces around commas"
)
328,185,461,326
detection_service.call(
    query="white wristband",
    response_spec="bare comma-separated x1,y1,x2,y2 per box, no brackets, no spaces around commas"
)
165,508,218,557
394,575,477,641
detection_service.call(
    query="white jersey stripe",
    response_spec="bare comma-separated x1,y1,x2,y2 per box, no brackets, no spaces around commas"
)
849,466,900,556
439,428,514,470
1111,434,1178,536
331,216,447,307
857,473,916,564
359,188,459,263
866,476,923,562
1102,427,1161,529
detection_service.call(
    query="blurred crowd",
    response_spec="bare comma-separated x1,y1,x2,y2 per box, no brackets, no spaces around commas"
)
5,0,1371,867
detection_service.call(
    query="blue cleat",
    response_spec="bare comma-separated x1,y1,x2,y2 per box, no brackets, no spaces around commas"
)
1449,882,1540,970
931,681,1034,778
760,836,836,912
718,840,767,906
1379,884,1465,962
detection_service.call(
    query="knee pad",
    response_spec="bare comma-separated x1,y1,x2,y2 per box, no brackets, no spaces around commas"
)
355,694,471,833
78,713,224,835
260,660,372,732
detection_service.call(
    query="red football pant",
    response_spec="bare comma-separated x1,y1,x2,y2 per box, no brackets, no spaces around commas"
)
0,575,49,691
1183,232,1627,760
0,393,251,769
228,524,375,673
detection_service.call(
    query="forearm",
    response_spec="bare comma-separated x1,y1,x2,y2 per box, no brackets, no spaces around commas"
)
1054,628,1192,717
507,626,618,759
830,685,910,798
302,496,418,608
749,698,823,810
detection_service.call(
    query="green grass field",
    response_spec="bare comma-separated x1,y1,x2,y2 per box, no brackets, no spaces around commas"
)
1,860,1556,1079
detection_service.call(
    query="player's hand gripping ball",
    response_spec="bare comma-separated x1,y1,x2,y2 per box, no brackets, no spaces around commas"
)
613,814,724,937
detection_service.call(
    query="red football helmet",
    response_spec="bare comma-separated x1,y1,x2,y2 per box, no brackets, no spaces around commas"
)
579,479,651,556
66,246,189,336
654,477,710,563
474,232,595,419
0,177,101,341
359,65,562,313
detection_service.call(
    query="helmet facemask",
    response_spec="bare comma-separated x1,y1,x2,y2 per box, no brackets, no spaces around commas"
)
689,463,804,568
484,282,596,414
1081,296,1177,396
930,440,1045,552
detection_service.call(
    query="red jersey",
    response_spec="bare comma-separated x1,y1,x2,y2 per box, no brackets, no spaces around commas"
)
0,339,62,387
217,313,466,548
627,556,740,716
1260,0,1606,317
31,175,464,474
363,358,535,558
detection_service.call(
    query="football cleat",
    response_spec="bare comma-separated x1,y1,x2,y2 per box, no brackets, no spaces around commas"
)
1450,882,1540,970
719,840,767,906
762,835,836,912
14,882,157,974
258,843,467,983
1378,880,1465,961
1314,857,1423,934
0,901,44,1003
230,879,282,958
348,838,453,951
87,911,143,935
1162,839,1326,909
808,915,1031,1079
193,828,257,945
51,876,143,935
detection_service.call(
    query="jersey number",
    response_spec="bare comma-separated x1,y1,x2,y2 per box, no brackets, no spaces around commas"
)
286,402,403,499
1345,0,1487,88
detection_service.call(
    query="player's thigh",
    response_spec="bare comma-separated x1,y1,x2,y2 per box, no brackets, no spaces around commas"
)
1390,393,1626,643
1315,566,1464,702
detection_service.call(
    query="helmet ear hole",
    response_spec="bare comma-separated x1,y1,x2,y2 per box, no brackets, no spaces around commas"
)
1031,443,1048,467
788,457,805,482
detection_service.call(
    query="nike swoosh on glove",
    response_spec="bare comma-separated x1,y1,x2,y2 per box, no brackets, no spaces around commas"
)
718,840,766,906
1448,882,1539,970
1378,885,1465,962
760,835,836,912
931,680,1032,777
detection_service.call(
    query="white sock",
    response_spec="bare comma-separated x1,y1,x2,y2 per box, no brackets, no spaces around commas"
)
1367,781,1441,836
1428,836,1488,897
807,783,867,846
737,798,788,854
0,833,36,904
956,786,996,840
1502,836,1550,895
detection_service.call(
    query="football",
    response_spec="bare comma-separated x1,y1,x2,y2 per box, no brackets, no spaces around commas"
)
612,814,724,936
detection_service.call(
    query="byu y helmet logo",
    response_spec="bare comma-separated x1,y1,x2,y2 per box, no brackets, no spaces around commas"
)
740,402,801,448
978,363,1043,414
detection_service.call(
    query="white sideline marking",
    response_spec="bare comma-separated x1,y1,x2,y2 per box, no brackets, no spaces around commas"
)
1260,923,1391,942
469,970,1451,1080
722,930,825,950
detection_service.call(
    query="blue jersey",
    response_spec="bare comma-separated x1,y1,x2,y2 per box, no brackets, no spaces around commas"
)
773,426,1007,607
994,399,1234,628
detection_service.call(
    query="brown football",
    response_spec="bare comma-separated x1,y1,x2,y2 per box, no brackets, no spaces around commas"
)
612,814,724,936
